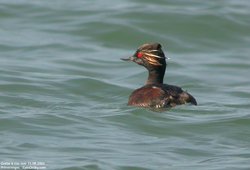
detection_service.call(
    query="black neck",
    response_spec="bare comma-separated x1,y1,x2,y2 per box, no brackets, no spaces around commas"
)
146,66,166,84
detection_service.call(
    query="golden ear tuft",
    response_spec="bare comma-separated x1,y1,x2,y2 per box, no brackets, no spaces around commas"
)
144,52,161,59
144,55,162,66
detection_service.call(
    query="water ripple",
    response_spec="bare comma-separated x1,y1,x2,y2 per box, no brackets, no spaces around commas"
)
1,0,250,169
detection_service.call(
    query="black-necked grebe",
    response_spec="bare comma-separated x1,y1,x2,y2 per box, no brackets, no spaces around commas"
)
122,43,197,109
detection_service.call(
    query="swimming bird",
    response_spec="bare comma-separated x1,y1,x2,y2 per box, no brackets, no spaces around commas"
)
122,43,197,109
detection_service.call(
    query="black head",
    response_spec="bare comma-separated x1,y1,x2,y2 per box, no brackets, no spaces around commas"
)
122,43,167,70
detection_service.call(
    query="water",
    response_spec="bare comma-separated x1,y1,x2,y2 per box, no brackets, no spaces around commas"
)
0,0,250,169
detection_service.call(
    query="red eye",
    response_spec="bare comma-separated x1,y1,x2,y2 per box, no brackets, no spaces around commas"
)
137,52,143,58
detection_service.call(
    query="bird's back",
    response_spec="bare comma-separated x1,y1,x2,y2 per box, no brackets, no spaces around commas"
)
128,84,197,108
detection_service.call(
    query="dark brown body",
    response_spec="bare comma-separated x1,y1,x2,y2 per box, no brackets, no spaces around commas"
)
128,84,197,108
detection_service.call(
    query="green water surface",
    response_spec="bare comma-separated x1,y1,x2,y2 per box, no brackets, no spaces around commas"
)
0,0,250,170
